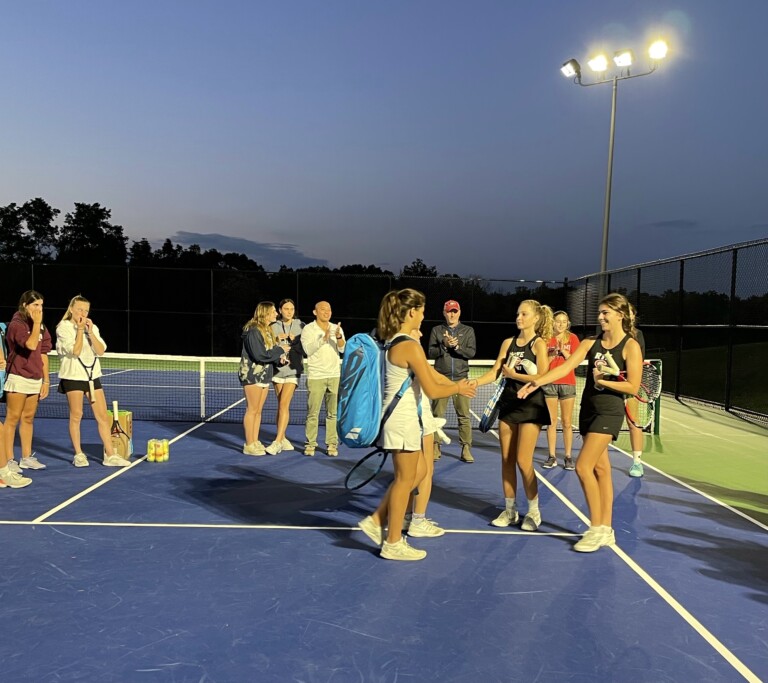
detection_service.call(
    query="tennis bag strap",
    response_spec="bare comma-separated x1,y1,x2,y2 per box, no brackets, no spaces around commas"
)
374,336,421,443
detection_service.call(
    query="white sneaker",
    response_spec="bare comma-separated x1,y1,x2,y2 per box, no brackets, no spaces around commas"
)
265,440,283,455
73,453,90,468
574,527,615,553
358,516,383,546
20,455,47,470
281,438,294,451
0,467,32,488
406,516,445,538
381,538,427,561
6,460,21,474
491,508,519,527
243,442,266,456
521,510,542,532
103,454,131,467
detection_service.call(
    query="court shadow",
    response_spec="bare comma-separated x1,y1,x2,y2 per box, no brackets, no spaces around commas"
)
647,524,768,602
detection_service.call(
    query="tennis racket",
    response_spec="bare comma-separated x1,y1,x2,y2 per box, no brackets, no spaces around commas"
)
110,400,130,456
602,354,662,396
625,391,655,430
479,380,506,433
344,448,389,490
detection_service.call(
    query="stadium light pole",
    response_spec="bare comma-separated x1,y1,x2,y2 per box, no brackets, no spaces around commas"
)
561,40,668,281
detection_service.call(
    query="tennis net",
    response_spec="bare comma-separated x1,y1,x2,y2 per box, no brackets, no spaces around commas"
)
12,352,660,434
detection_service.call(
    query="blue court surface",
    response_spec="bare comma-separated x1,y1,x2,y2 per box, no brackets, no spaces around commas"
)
0,416,765,683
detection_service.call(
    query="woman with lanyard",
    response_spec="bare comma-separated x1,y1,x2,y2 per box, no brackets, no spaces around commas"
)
2,290,52,483
57,295,131,467
542,310,580,471
518,293,642,552
239,302,290,456
266,299,305,455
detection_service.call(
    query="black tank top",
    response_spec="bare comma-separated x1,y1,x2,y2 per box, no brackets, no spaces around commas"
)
581,334,630,417
502,336,539,393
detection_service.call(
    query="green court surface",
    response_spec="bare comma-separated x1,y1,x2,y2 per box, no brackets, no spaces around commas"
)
615,397,768,526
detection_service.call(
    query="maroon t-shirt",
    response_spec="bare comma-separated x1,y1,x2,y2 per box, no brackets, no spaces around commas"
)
6,312,52,380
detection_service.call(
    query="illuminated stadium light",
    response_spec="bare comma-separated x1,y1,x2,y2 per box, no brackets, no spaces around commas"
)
560,36,672,282
561,59,581,78
587,54,609,72
613,50,634,68
649,40,668,61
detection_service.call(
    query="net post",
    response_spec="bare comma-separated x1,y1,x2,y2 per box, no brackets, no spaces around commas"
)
653,359,662,435
200,359,206,419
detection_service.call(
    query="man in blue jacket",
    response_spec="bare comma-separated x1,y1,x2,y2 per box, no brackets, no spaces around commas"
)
428,300,477,462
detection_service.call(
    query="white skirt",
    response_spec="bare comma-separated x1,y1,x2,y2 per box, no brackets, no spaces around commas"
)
4,374,43,395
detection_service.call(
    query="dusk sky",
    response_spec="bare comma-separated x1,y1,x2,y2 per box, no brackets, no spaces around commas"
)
2,1,767,280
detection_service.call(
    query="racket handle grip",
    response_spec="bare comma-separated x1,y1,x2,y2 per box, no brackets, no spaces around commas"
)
112,400,119,416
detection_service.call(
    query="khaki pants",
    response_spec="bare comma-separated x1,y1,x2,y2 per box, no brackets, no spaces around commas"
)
432,394,472,447
305,376,340,448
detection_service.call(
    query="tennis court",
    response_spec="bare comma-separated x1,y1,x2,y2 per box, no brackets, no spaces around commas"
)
0,357,765,683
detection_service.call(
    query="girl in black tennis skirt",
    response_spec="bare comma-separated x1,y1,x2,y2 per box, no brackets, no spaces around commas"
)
518,293,642,552
473,299,553,532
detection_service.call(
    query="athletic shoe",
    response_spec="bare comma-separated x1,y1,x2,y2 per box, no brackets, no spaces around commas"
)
327,445,338,457
103,454,131,467
6,460,21,474
380,538,427,561
0,468,32,488
20,455,47,470
521,510,541,532
406,517,445,538
281,438,294,451
73,453,90,468
629,462,644,478
491,508,519,527
358,516,383,546
304,447,315,457
243,442,266,456
542,456,557,469
460,446,474,463
0,479,7,488
563,457,575,471
574,527,614,553
265,441,283,455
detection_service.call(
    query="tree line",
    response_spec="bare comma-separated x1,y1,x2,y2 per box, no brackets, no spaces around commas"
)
0,198,453,276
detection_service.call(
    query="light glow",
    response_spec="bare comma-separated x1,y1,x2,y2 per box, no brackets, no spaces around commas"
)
648,40,668,60
587,54,608,72
613,50,634,68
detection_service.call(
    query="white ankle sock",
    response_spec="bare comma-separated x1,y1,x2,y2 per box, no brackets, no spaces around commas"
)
633,451,642,464
504,497,516,512
527,497,539,515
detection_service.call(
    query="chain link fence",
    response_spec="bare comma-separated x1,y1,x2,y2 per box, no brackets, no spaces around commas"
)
4,239,765,423
567,238,768,422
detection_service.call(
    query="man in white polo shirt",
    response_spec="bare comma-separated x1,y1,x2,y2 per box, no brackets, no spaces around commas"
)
300,301,346,457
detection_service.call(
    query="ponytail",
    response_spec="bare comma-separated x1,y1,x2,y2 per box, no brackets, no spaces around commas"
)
377,288,426,340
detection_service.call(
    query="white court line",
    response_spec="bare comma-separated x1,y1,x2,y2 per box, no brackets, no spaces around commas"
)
472,408,762,682
31,397,246,523
28,403,764,682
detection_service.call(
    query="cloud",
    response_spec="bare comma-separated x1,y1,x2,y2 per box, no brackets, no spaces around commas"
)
168,232,328,271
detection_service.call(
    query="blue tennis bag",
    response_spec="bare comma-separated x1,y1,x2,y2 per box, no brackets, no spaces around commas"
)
337,333,412,448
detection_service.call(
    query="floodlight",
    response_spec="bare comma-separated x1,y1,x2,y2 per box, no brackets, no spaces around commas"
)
613,50,634,68
648,40,668,60
561,59,581,78
587,54,608,72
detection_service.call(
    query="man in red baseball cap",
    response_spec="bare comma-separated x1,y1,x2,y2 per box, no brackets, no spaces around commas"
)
427,300,477,462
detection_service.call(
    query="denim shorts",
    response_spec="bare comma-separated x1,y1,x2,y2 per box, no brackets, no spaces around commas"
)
542,383,577,399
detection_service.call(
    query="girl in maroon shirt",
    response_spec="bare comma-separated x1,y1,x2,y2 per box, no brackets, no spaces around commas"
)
3,290,52,477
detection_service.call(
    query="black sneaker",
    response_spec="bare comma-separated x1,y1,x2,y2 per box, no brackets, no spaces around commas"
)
542,456,557,469
564,457,576,471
